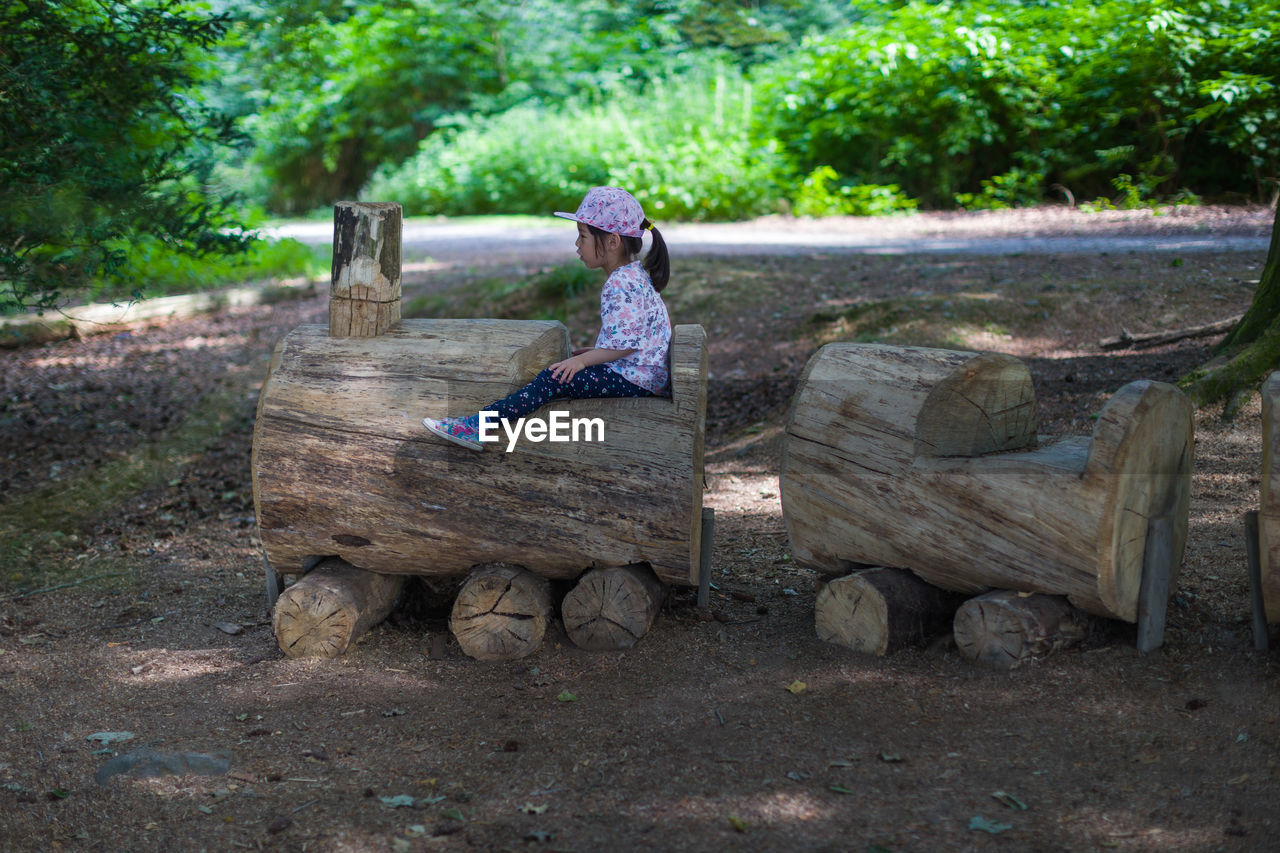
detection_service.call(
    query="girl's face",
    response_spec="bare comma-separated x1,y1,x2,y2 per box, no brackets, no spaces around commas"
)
574,223,614,271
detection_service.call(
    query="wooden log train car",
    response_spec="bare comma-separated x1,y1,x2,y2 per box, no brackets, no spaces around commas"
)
781,343,1195,666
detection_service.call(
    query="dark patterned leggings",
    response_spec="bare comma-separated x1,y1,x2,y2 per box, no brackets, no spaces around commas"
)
485,365,652,421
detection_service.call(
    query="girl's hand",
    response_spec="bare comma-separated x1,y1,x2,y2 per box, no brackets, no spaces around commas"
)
549,356,585,384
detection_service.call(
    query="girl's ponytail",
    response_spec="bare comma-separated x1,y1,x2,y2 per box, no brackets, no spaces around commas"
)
644,223,670,293
606,216,670,293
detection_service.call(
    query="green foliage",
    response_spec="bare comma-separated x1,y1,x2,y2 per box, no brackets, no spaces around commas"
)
753,0,1280,208
753,1,1062,207
6,0,1277,308
954,168,1046,211
0,0,252,311
218,0,855,214
213,0,1278,218
92,238,322,304
371,68,787,221
227,0,504,213
793,167,917,217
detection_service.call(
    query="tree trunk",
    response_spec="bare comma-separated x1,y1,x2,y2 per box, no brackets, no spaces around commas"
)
330,201,402,338
782,344,1193,622
562,564,666,651
1183,204,1280,406
814,567,961,656
953,591,1091,669
272,557,404,658
450,564,553,661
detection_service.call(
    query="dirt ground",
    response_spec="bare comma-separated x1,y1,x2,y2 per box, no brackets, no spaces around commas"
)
1,206,1278,852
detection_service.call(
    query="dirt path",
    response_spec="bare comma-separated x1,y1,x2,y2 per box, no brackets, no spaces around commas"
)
1,207,1278,852
270,204,1273,264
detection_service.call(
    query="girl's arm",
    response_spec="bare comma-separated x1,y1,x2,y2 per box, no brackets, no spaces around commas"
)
549,347,635,384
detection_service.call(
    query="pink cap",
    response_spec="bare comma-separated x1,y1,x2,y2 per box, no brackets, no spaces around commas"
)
554,186,649,238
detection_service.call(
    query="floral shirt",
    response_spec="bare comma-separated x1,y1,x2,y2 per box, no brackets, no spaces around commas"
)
594,261,671,394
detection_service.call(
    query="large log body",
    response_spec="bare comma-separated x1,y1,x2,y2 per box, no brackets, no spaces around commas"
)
252,319,708,586
1258,372,1280,623
780,344,1193,622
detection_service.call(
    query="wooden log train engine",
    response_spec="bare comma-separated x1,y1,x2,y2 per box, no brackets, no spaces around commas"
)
252,203,710,660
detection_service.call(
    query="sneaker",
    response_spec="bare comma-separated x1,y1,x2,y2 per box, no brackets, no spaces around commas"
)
422,415,484,451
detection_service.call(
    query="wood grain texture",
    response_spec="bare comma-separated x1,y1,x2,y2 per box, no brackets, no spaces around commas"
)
953,591,1090,669
815,567,960,656
252,320,707,586
330,202,402,338
562,564,666,650
449,563,552,660
781,343,1193,622
1259,372,1280,623
272,557,404,658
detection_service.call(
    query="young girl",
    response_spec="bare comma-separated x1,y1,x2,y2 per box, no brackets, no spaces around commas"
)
423,186,672,450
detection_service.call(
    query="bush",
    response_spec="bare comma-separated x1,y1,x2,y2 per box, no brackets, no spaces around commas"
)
793,167,918,217
91,237,323,304
368,67,788,221
0,0,250,311
753,0,1280,208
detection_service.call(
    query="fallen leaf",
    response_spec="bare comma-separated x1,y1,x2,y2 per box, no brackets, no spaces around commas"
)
969,816,1012,834
829,784,857,795
727,814,749,832
212,622,242,636
992,791,1027,810
785,680,807,695
556,690,577,702
86,732,134,745
380,795,417,808
879,753,903,763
